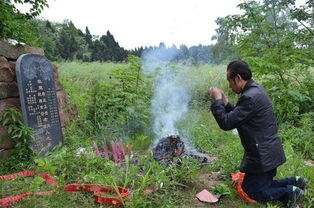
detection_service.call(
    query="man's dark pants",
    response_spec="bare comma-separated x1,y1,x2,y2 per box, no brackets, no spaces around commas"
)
242,169,295,204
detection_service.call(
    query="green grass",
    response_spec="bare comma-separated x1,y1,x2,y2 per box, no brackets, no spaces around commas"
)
1,62,313,208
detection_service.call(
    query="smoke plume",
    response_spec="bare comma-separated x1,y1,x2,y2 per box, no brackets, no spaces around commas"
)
141,47,191,143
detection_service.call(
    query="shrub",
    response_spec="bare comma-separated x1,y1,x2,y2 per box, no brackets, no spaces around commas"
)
258,68,314,123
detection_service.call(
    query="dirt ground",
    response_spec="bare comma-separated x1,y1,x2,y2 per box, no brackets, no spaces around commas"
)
192,171,222,208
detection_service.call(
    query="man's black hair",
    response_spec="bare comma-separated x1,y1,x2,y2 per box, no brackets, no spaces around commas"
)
227,60,252,80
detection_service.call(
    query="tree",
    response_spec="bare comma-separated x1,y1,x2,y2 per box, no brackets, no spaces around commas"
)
222,0,314,84
178,45,189,61
32,19,59,60
91,30,128,62
0,0,48,43
280,0,314,37
213,0,314,121
56,21,77,60
91,39,106,61
211,17,239,64
102,30,127,61
129,47,144,57
84,26,93,49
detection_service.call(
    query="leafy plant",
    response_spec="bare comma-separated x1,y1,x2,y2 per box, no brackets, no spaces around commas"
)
279,112,314,159
211,183,231,196
30,176,45,192
0,108,35,174
1,108,33,144
88,55,152,138
212,0,314,123
0,0,48,43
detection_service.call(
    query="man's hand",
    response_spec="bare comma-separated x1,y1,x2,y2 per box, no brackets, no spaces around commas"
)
209,87,222,100
210,87,229,106
221,91,229,106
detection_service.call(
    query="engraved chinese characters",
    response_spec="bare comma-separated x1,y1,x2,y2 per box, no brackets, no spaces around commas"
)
16,54,63,155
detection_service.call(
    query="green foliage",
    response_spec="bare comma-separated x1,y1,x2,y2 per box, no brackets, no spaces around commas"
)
0,0,48,43
258,67,314,122
211,183,231,196
279,112,314,160
130,134,151,151
13,0,48,18
57,61,128,120
0,108,35,174
0,175,53,201
212,0,314,123
277,139,314,207
123,153,201,207
266,82,313,122
3,131,202,207
281,0,314,40
32,19,128,62
223,0,313,80
266,203,280,208
211,17,240,64
31,20,59,61
30,176,45,192
56,20,84,61
88,55,152,137
91,31,128,62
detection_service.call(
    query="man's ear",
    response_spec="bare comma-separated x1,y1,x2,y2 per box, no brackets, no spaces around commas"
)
236,74,243,81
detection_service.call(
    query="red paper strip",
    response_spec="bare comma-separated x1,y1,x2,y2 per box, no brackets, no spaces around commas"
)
0,171,131,208
231,172,257,204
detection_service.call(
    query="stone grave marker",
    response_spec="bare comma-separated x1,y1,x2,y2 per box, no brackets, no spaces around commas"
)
16,54,63,155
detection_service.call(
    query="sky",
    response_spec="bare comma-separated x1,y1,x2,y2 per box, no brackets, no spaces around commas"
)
21,0,243,49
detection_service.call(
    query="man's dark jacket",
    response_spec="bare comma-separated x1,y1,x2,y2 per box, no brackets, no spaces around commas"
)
211,80,286,173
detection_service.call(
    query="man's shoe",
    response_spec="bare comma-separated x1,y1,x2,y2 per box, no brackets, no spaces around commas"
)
286,186,304,208
295,176,308,190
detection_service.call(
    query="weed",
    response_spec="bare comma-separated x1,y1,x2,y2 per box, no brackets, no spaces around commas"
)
0,108,35,174
211,183,231,196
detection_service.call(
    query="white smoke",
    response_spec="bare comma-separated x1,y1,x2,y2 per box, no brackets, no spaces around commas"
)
141,47,191,142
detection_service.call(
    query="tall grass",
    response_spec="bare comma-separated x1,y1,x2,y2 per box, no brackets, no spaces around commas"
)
56,61,129,119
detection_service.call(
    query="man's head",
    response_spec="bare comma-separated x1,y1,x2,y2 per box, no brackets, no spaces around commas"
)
227,61,252,94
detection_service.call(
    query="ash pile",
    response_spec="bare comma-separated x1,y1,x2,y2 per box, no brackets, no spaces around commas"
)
152,135,213,166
